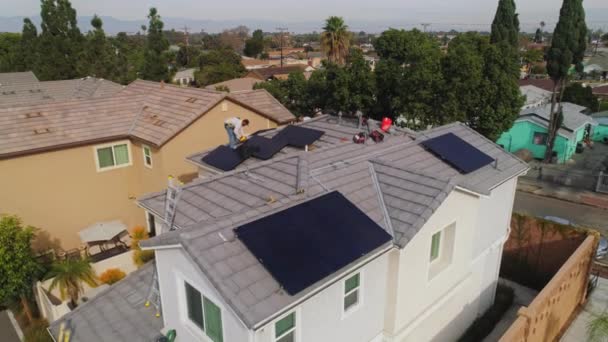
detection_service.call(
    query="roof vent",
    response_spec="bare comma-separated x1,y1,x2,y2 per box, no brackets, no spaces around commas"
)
2,90,16,95
185,97,197,103
34,128,51,135
152,119,166,127
25,112,43,119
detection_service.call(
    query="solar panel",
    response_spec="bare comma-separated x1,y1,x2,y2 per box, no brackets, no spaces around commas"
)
201,145,245,171
235,191,392,295
276,125,324,148
421,133,494,174
245,135,288,160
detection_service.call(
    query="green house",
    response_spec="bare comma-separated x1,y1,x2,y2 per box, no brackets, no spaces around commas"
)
591,111,608,142
497,102,596,163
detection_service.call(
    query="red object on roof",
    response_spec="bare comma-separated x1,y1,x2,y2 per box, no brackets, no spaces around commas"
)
381,117,392,132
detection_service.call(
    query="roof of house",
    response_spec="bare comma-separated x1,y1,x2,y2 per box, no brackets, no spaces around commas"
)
136,115,528,329
0,75,123,107
518,79,555,92
519,102,596,139
48,262,163,342
520,85,552,106
173,68,196,79
241,58,273,69
205,77,262,92
0,71,39,86
247,65,308,80
584,54,608,71
0,80,295,159
593,84,608,95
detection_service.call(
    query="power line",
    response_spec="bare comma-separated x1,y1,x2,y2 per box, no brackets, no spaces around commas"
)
276,27,288,68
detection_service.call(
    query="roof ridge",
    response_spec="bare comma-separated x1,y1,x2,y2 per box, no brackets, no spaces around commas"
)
369,158,452,184
368,162,396,240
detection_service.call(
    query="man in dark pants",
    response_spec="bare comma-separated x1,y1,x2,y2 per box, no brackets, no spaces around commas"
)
224,117,249,149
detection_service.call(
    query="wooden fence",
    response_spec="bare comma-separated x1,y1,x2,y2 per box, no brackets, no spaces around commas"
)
499,234,597,341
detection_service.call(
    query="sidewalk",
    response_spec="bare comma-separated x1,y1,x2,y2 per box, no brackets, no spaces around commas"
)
518,178,608,210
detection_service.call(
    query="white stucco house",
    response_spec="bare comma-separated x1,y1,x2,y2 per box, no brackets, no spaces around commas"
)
50,115,528,342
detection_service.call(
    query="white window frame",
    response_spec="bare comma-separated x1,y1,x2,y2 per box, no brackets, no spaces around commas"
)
93,140,132,172
341,271,363,318
178,276,223,342
142,144,153,168
272,309,300,342
145,211,158,236
428,222,457,281
430,231,442,264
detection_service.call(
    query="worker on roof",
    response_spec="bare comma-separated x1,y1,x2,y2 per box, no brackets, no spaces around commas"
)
224,117,249,149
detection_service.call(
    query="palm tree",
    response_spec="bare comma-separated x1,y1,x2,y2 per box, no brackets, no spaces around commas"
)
588,313,608,342
48,259,97,308
321,16,351,65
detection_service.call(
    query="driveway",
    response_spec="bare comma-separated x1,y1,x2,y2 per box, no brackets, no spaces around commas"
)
0,310,21,342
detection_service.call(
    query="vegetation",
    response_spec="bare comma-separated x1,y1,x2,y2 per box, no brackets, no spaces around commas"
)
0,215,42,323
588,313,608,342
321,16,351,65
562,83,599,112
48,258,97,308
130,226,155,267
23,319,53,342
99,268,126,285
141,8,171,81
244,29,265,58
457,284,515,342
490,0,520,47
544,0,587,162
194,48,246,86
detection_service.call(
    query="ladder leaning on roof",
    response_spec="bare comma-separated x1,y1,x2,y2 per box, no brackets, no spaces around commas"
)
145,176,184,317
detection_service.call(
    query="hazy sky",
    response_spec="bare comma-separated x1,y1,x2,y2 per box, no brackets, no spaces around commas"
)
3,0,608,28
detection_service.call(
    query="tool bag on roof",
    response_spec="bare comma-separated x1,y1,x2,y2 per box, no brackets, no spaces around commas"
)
370,130,384,143
353,132,366,144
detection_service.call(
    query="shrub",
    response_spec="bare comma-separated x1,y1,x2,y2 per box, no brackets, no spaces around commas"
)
130,226,149,242
24,319,53,342
99,268,126,285
457,284,515,342
133,249,155,267
130,226,154,267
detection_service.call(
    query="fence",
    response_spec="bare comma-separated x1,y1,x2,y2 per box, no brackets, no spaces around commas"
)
499,235,597,342
523,165,599,192
596,171,608,194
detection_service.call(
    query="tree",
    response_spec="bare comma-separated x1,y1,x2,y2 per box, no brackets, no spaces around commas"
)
0,215,42,323
18,18,38,72
79,15,116,79
48,259,97,308
321,16,351,65
0,33,21,72
244,29,265,58
176,45,201,68
535,28,543,43
374,29,443,128
544,0,587,162
141,7,170,82
344,49,376,115
194,48,245,86
110,32,145,84
562,83,599,111
36,0,84,80
490,0,520,48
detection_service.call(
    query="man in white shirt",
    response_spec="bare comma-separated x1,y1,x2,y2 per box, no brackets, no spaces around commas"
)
224,117,250,149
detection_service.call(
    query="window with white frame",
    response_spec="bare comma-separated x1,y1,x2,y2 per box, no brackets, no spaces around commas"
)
428,223,456,280
184,281,224,342
95,142,131,171
274,311,296,342
343,273,361,313
142,144,152,168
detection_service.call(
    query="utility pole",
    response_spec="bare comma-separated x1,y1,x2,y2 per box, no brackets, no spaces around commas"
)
182,25,190,46
421,23,431,33
276,27,288,68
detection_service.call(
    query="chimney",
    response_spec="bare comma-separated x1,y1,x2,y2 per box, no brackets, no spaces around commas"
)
160,80,165,89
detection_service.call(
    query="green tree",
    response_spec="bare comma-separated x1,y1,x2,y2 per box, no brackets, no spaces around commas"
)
343,49,375,115
244,29,265,58
321,16,351,65
374,29,443,128
18,18,39,72
0,33,21,72
141,7,170,81
194,63,244,86
0,215,42,323
79,15,116,79
562,83,599,111
534,28,543,43
490,0,520,47
544,0,587,162
48,259,97,308
110,32,145,84
36,0,84,80
176,45,201,68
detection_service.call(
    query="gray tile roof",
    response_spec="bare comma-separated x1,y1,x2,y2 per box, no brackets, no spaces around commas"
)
520,85,552,106
519,102,597,139
0,80,295,159
48,262,163,342
138,117,528,328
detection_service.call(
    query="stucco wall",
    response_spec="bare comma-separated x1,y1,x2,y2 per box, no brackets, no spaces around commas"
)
497,121,574,162
0,99,281,249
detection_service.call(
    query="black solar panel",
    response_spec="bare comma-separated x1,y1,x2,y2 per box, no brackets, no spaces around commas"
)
276,125,324,148
245,135,288,160
201,145,245,171
421,133,494,174
235,191,392,295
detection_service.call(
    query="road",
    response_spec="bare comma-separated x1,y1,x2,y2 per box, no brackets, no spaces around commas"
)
0,310,20,342
514,192,608,235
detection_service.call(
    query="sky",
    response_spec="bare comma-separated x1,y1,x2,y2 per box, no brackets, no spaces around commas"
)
2,0,608,31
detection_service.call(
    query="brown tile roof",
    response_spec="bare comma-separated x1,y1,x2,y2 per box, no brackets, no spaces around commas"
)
246,65,308,80
241,58,272,68
593,84,608,95
205,77,261,92
518,79,556,92
0,80,295,159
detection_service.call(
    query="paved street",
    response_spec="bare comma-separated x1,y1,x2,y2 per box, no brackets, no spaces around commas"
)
0,310,20,342
514,191,608,235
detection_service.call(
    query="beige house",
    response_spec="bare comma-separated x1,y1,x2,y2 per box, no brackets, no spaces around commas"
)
0,79,295,249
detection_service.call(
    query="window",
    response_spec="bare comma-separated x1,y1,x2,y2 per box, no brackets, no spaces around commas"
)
146,212,156,237
533,132,548,145
275,312,296,342
143,145,153,168
343,273,361,313
430,231,441,262
95,142,131,171
184,282,224,342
